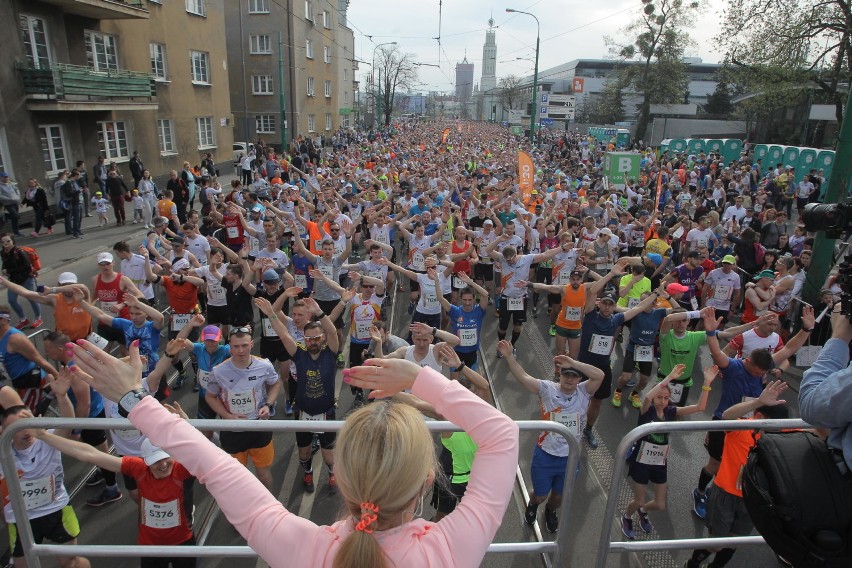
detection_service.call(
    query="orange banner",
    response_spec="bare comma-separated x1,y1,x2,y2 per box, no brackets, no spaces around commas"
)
654,166,665,212
441,127,450,145
518,151,534,201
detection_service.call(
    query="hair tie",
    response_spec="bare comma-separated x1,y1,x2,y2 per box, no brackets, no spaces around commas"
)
355,502,379,533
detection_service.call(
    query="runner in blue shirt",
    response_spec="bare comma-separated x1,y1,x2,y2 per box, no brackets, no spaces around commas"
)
172,315,232,426
436,270,488,375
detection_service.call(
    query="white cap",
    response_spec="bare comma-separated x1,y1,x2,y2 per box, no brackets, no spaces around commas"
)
96,252,113,264
600,228,613,237
483,219,494,226
57,272,78,285
140,439,170,466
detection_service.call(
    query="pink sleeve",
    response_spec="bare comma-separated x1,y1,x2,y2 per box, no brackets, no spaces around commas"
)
128,397,332,564
410,367,519,567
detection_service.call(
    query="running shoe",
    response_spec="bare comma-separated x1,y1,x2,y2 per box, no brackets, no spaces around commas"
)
336,353,344,368
353,391,365,408
638,510,653,533
86,487,122,507
284,400,294,416
328,473,337,494
30,318,43,329
303,471,315,493
621,515,636,539
544,507,559,533
692,488,707,519
524,502,538,526
611,391,623,408
629,392,642,409
584,427,599,449
85,469,105,487
531,306,538,318
14,319,30,330
549,324,556,336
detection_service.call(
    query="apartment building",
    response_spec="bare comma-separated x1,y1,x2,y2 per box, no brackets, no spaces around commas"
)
1,0,233,190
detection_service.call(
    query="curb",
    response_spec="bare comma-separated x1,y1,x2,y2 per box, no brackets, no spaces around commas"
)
38,229,150,277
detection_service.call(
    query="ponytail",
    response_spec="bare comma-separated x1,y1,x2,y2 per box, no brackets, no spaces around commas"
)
333,529,389,568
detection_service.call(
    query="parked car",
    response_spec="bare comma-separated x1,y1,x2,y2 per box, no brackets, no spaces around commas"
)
232,142,255,164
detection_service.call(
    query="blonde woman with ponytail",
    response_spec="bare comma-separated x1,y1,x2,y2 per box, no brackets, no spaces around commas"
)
67,340,519,568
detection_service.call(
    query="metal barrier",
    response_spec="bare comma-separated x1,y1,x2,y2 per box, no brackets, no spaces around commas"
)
1,417,580,567
594,418,810,568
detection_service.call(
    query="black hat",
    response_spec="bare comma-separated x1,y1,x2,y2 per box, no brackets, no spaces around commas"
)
600,292,617,304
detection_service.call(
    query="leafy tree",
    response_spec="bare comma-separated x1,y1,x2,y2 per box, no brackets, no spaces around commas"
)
703,80,734,116
497,74,524,111
376,45,418,128
597,74,628,124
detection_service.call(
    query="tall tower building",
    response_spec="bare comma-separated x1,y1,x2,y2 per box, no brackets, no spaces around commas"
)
455,56,475,100
481,17,497,92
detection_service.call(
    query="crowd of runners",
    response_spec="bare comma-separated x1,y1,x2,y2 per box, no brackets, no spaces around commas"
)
0,119,836,568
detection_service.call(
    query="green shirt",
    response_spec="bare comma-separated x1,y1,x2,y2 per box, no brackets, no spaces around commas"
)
658,330,707,387
617,275,651,308
441,432,478,484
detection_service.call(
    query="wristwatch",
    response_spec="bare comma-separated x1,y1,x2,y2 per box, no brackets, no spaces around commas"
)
118,388,150,417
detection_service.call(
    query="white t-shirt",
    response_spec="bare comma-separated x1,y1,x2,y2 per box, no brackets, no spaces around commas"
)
498,254,535,298
4,436,69,523
206,356,279,419
704,267,741,310
537,380,591,457
415,273,441,315
686,228,716,250
120,254,155,300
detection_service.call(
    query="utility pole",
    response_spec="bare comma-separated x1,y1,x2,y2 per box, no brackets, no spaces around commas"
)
803,95,852,306
278,32,287,149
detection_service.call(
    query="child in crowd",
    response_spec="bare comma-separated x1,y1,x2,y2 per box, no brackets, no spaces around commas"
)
131,189,145,224
92,191,110,226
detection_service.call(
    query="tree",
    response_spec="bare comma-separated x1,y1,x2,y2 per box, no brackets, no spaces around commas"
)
716,0,852,124
703,80,734,116
597,74,628,124
375,45,418,128
497,74,524,111
608,0,697,140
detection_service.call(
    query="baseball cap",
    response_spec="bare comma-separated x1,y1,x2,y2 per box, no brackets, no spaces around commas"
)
96,252,113,264
600,228,613,237
262,269,280,282
559,367,584,378
57,272,78,285
171,258,190,272
570,269,584,278
666,283,689,294
201,325,222,342
686,250,701,259
140,439,170,466
721,255,736,265
599,292,618,304
754,269,775,281
0,173,8,178
646,253,663,266
483,219,494,226
251,205,263,213
171,236,185,245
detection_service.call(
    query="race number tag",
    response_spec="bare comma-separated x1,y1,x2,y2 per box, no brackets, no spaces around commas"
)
422,293,439,310
143,499,180,529
208,281,226,302
318,264,334,280
21,476,54,510
627,297,641,309
550,411,581,437
453,276,466,289
86,332,109,350
411,252,425,272
227,389,256,415
669,382,685,403
300,410,326,434
459,328,478,347
507,296,524,311
171,313,191,331
556,270,571,285
314,239,324,250
564,306,582,321
294,274,308,288
355,320,373,340
714,285,732,301
114,426,141,440
227,226,239,239
634,345,654,362
196,370,211,390
262,318,277,337
589,334,613,356
796,346,820,367
690,297,699,310
636,442,669,466
101,301,119,314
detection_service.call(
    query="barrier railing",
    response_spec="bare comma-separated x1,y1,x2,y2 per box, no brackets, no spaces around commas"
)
594,418,810,568
1,417,579,567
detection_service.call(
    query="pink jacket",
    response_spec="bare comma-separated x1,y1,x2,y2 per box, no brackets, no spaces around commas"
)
130,366,519,567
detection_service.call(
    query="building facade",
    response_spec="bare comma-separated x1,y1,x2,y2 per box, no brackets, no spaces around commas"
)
1,0,234,192
455,57,474,101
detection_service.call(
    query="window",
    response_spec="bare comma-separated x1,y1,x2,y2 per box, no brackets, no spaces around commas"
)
249,34,272,55
157,119,176,155
196,117,215,149
85,31,118,71
325,113,332,130
307,114,316,132
323,46,330,63
252,75,273,95
255,115,275,134
0,129,13,179
190,50,210,83
149,43,167,80
321,10,330,28
185,0,206,16
39,125,67,174
304,0,313,20
248,0,269,13
307,77,315,96
343,68,347,81
98,121,129,161
341,114,351,128
305,39,314,59
324,80,331,98
344,91,349,103
19,15,51,69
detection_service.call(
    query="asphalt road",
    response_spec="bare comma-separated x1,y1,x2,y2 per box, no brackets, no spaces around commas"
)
12,219,794,568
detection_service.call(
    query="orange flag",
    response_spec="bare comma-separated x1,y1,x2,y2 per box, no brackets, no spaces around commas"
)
441,128,450,144
518,151,534,201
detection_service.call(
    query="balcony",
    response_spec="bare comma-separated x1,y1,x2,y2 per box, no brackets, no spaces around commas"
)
353,80,359,90
17,63,158,112
35,0,149,19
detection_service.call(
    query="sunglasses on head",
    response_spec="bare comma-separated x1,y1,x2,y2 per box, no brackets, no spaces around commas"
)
229,326,252,336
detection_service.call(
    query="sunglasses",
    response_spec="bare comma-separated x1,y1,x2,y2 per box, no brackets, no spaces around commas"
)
362,284,375,289
304,334,325,341
229,326,252,336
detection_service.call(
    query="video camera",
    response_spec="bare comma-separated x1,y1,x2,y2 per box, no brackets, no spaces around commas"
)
801,201,852,239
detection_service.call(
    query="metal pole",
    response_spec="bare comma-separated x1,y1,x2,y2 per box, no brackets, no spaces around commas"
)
802,94,852,306
239,4,248,145
278,32,287,149
530,29,540,143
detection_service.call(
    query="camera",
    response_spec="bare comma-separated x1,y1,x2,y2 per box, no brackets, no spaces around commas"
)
801,201,852,238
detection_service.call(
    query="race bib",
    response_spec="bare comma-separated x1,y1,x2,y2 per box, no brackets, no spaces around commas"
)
101,301,119,314
227,389,256,415
690,297,699,310
143,498,180,529
294,274,308,288
422,293,439,310
21,476,54,510
114,426,141,440
636,441,669,466
171,313,191,331
300,410,326,434
796,346,820,367
564,306,582,321
507,296,524,311
262,318,277,337
634,345,654,362
314,239,324,250
669,382,685,403
550,410,581,437
197,369,211,390
627,297,641,309
208,281,226,302
355,319,372,340
556,270,571,285
411,251,425,271
453,276,466,289
318,264,334,280
86,332,109,350
227,226,239,239
375,233,389,245
459,328,478,347
589,334,613,356
713,285,732,301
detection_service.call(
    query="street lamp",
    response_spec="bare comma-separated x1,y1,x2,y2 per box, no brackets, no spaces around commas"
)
373,41,398,128
506,8,540,143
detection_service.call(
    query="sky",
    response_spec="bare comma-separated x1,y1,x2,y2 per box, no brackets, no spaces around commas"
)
345,0,724,94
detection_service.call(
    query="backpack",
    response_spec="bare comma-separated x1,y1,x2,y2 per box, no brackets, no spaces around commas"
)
19,246,41,276
754,242,766,265
742,431,852,568
199,186,210,206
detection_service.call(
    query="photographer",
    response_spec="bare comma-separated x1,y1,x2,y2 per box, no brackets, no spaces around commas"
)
799,304,852,474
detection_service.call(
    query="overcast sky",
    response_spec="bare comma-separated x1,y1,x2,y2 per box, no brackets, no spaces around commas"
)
346,0,723,93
